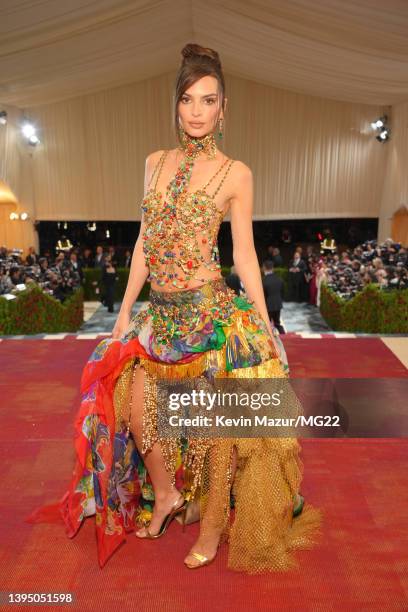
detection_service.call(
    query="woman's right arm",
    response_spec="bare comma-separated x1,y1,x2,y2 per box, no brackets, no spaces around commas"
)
111,150,162,339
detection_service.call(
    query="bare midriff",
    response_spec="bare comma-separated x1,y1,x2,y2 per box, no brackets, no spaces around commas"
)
150,269,224,293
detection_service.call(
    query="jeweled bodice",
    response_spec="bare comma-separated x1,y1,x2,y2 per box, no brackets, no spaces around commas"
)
140,150,235,289
141,187,225,289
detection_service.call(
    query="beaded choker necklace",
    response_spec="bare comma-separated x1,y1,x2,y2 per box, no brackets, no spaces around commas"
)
177,128,218,161
165,129,218,222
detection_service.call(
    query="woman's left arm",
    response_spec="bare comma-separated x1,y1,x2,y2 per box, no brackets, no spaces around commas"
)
229,161,275,340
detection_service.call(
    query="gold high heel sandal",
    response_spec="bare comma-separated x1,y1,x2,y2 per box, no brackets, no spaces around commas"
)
136,494,188,539
184,537,221,569
184,550,217,569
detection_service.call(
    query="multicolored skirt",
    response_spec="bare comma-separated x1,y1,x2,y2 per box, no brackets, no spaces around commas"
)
26,276,322,572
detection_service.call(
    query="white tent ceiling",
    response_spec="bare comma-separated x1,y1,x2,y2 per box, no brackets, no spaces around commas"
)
1,0,408,108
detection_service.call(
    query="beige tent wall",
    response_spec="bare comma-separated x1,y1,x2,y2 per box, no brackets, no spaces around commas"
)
0,104,38,252
378,101,408,243
24,71,387,226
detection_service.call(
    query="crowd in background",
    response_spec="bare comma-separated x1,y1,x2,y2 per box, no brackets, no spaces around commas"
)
0,246,83,303
0,243,132,311
0,238,407,310
324,240,408,298
267,238,408,305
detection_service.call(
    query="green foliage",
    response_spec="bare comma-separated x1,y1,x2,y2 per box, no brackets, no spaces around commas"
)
0,285,84,335
320,283,408,333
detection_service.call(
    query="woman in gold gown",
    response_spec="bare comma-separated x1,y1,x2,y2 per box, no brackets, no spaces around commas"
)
26,42,322,573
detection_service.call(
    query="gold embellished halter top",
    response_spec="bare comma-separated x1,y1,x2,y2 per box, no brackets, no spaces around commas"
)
140,149,235,289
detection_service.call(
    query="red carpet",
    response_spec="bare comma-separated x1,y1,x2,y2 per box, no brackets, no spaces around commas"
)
1,337,407,611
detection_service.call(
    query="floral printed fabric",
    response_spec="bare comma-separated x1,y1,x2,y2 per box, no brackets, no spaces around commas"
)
25,281,288,568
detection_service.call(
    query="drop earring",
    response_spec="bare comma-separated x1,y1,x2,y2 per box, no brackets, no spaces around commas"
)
217,117,224,139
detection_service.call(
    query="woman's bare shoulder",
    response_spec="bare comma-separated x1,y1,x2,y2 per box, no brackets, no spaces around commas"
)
231,159,252,178
229,159,253,184
224,159,253,206
146,149,166,166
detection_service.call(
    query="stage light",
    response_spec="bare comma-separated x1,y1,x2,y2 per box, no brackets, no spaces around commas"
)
370,115,387,130
0,111,7,125
87,222,97,232
21,120,40,146
106,229,110,238
371,114,391,143
22,122,35,138
9,212,30,220
64,222,68,230
376,129,391,143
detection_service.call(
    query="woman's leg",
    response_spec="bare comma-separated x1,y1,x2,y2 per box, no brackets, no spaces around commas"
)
125,364,184,536
184,443,238,566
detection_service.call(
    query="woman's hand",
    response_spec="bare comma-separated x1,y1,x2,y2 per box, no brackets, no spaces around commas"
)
266,322,289,372
266,323,282,359
111,310,131,340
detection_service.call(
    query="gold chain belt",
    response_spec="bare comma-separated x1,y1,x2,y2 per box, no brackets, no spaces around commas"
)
148,278,237,345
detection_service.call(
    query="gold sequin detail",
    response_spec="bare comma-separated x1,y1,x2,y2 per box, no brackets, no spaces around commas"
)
113,281,323,572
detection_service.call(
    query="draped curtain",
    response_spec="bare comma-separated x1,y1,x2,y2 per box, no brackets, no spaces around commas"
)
23,72,387,223
0,104,36,250
379,101,408,242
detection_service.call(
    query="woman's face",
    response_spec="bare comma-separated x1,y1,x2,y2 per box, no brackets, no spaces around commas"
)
178,75,225,138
